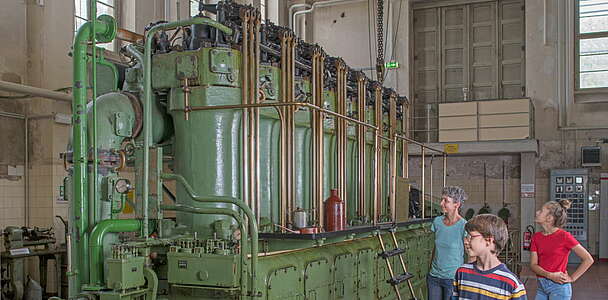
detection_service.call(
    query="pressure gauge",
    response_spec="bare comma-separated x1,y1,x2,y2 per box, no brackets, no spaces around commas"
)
115,178,132,194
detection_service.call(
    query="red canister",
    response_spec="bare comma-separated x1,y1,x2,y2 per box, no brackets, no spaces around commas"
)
324,189,345,232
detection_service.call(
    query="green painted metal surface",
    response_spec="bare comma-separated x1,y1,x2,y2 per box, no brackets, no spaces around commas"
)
67,10,439,300
106,256,145,291
167,252,240,287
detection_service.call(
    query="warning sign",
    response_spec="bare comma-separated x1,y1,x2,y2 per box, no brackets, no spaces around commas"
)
521,184,535,198
444,144,459,154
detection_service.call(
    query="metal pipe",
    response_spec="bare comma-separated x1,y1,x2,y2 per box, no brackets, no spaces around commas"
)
374,85,382,224
144,17,233,242
0,111,25,119
389,93,397,222
91,0,99,248
160,204,248,293
357,75,366,218
311,47,325,227
395,134,446,155
72,15,116,289
288,3,311,29
189,102,378,130
143,268,158,300
0,80,71,102
160,173,258,297
402,104,409,179
88,219,142,287
443,154,447,188
421,147,425,218
25,116,28,226
429,155,433,217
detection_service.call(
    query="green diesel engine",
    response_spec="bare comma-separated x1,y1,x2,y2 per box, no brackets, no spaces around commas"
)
63,2,442,300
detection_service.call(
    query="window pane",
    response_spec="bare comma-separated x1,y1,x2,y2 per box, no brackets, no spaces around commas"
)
75,16,87,33
98,42,114,51
580,37,608,88
580,53,608,72
75,0,88,19
580,70,608,88
98,0,114,6
191,0,200,17
97,2,114,17
579,0,608,33
580,36,608,56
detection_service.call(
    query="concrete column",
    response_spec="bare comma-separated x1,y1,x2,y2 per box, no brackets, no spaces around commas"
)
520,152,536,263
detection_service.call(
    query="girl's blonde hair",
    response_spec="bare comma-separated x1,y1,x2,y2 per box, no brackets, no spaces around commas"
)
544,199,572,228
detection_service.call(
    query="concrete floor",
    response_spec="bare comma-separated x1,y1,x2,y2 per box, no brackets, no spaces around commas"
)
519,261,608,299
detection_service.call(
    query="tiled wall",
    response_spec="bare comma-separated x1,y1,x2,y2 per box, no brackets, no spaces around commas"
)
0,176,26,230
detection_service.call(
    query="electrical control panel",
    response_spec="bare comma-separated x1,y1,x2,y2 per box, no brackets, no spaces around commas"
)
550,169,588,263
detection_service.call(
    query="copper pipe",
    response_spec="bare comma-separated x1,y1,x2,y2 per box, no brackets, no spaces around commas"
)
116,28,143,43
279,33,288,230
335,60,347,209
290,35,297,225
378,135,395,142
253,14,262,224
188,102,378,130
311,49,325,226
357,75,366,218
314,49,326,228
182,78,191,120
240,10,251,211
113,150,127,172
402,104,409,179
389,93,397,222
373,86,382,224
395,134,446,155
286,33,295,227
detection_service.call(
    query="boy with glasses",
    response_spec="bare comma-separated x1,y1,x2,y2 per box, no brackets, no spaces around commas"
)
453,214,527,300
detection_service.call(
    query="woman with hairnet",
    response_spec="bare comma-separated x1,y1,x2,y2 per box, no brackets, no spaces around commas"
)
427,186,471,300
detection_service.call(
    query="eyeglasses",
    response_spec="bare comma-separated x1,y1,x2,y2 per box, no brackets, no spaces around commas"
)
464,234,483,241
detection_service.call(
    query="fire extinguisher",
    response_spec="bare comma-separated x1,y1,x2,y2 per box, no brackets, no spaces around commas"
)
523,225,535,251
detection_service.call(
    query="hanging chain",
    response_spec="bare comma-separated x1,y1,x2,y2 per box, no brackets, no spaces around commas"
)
377,0,384,64
376,0,385,82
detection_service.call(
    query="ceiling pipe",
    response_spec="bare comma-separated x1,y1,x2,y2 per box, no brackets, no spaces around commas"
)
289,0,367,36
288,3,311,30
0,80,71,103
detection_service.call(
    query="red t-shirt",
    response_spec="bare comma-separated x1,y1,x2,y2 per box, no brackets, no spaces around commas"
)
530,229,579,277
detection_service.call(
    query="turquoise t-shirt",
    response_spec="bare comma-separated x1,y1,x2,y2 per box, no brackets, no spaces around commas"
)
429,215,467,279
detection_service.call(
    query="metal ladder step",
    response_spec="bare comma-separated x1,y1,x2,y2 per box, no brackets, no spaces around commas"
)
387,272,414,286
378,247,406,259
377,228,418,300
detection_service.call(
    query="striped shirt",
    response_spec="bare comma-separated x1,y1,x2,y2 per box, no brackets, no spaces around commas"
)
453,263,527,300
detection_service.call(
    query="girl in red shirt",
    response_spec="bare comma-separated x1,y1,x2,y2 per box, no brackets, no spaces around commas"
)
529,199,594,300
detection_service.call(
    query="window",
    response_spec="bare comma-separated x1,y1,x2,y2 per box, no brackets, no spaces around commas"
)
74,0,117,51
576,0,608,90
190,0,200,17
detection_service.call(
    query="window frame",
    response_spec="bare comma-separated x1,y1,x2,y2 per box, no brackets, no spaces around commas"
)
74,0,119,53
574,0,608,93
